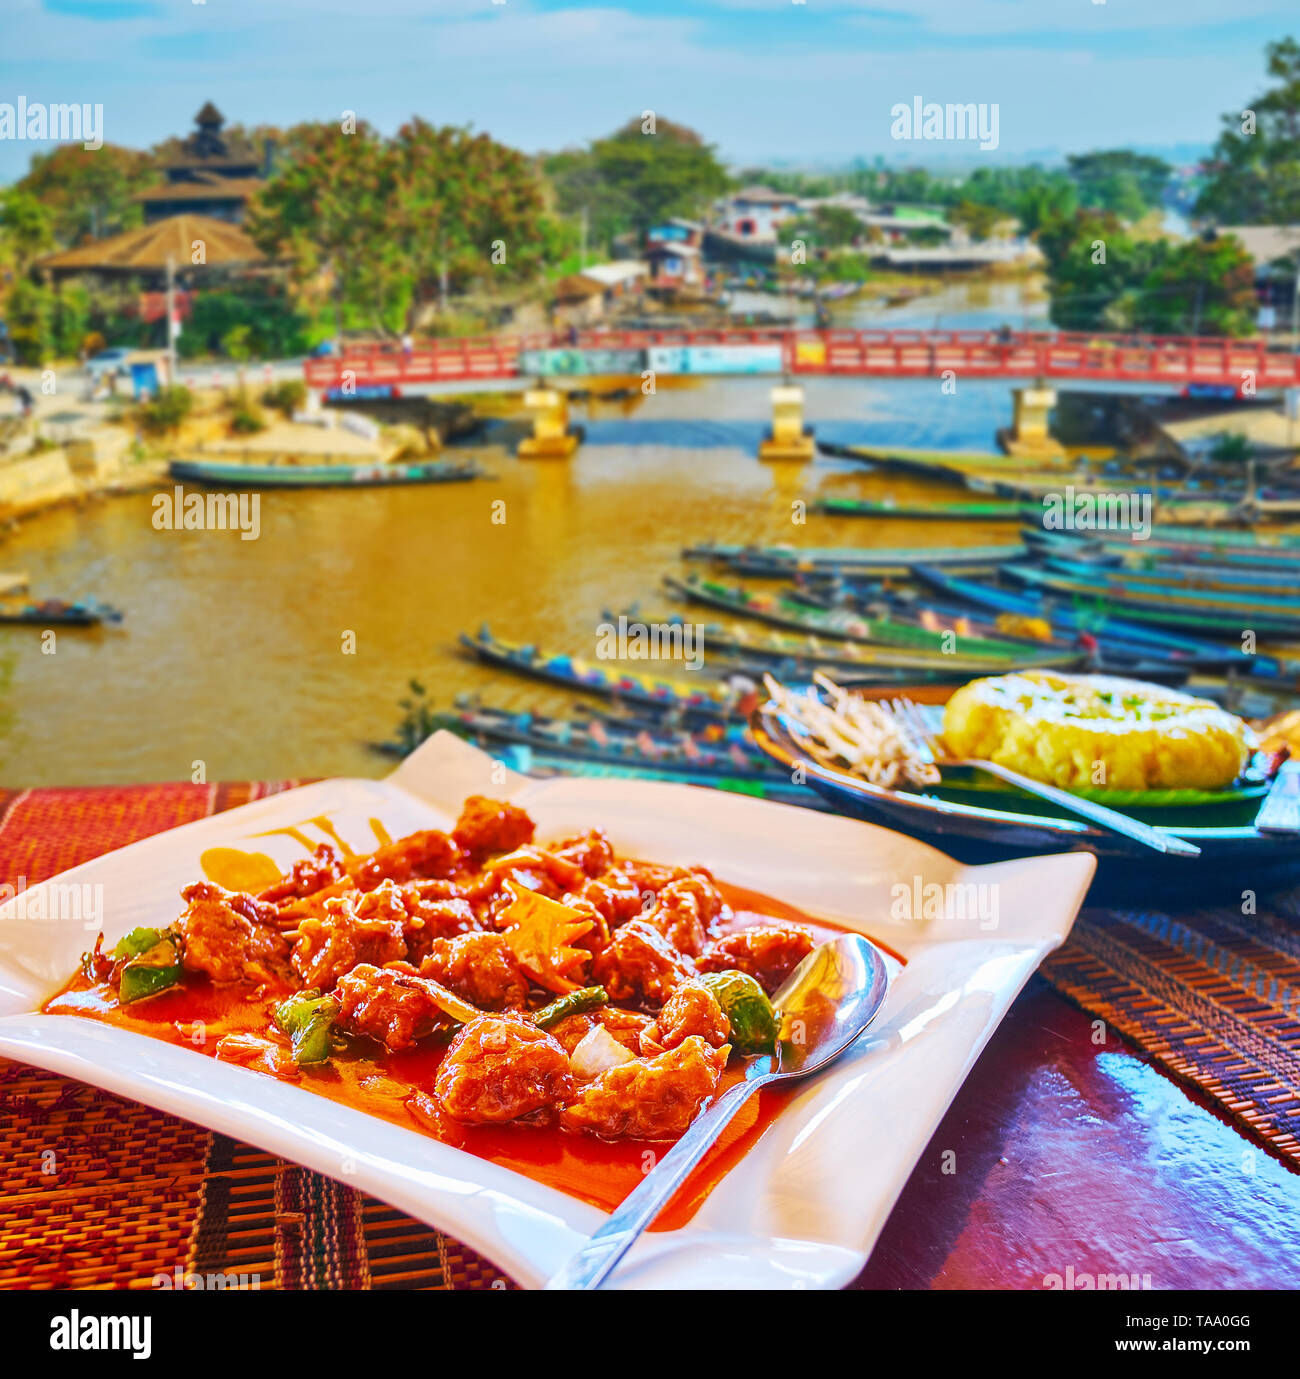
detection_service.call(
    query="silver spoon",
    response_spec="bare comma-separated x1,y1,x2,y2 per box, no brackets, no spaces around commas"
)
544,932,890,1290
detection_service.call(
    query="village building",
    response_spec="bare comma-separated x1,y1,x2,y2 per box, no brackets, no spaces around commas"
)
136,103,270,226
717,186,801,242
38,214,266,289
644,238,704,293
1208,225,1300,331
550,260,646,327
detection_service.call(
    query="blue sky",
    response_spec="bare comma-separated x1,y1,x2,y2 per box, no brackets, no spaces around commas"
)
2,0,1297,181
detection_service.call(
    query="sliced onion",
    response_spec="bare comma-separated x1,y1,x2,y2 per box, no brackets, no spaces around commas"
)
570,1024,636,1080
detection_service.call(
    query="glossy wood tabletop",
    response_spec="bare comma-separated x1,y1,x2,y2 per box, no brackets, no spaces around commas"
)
852,974,1300,1290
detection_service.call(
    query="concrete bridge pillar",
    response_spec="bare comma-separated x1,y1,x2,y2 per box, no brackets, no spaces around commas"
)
759,385,815,461
1006,386,1066,462
518,388,580,459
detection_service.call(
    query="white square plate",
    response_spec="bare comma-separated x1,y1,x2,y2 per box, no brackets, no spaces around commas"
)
0,733,1094,1289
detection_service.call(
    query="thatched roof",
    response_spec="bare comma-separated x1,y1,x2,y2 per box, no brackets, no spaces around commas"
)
39,214,266,274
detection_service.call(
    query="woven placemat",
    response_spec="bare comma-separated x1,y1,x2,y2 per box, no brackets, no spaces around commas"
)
1042,893,1300,1165
0,781,513,1291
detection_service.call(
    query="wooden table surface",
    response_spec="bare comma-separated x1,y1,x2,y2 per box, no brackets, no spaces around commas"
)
854,974,1300,1290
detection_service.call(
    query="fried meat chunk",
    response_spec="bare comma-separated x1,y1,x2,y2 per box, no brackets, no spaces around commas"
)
550,1006,654,1056
574,868,644,927
347,829,459,892
551,829,616,877
559,1037,728,1139
452,797,535,860
591,918,694,1007
291,893,407,990
697,922,815,994
640,981,730,1056
335,963,439,1051
644,872,729,958
419,931,529,1011
176,882,291,986
258,844,345,904
433,1013,573,1124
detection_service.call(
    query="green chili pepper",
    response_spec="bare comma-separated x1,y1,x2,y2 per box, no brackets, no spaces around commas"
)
273,990,340,1065
698,970,779,1054
532,986,608,1030
117,935,184,1004
113,926,167,959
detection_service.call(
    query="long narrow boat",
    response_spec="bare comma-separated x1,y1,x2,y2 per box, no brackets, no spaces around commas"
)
667,612,1082,674
1027,526,1300,569
1133,524,1300,551
381,704,787,781
1004,565,1300,638
1033,560,1300,615
817,441,1167,489
665,573,1072,660
911,566,1275,673
817,442,1072,480
814,495,1027,522
1044,555,1300,599
682,541,1026,578
0,597,123,627
460,629,740,721
489,745,831,812
168,457,483,488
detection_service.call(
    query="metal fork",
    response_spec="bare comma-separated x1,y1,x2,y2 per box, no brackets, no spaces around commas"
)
883,696,1201,858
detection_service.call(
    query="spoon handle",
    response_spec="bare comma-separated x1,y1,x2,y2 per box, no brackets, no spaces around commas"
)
543,1076,764,1290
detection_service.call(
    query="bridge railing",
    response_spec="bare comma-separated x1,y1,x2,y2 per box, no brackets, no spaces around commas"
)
302,327,1300,389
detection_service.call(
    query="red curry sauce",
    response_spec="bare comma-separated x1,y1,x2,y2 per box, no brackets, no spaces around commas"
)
44,881,897,1229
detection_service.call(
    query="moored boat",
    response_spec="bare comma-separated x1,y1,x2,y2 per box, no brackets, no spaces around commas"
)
814,495,1027,522
0,597,124,627
682,540,1026,577
379,702,786,781
168,457,483,488
1004,564,1300,638
911,565,1274,673
459,627,742,721
664,573,1075,661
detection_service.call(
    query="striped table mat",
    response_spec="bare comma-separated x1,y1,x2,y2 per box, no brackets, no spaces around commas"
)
1041,894,1300,1164
0,780,511,1291
2,778,1298,1287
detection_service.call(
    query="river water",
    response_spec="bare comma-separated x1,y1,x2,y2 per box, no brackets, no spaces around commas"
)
3,280,1050,786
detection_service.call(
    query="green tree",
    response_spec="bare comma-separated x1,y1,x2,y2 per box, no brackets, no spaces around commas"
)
1037,210,1158,331
947,200,1004,241
0,189,55,270
248,119,553,335
179,284,310,360
1038,212,1257,337
245,119,407,337
4,278,56,364
545,147,635,257
1066,151,1171,222
588,117,729,237
16,144,157,246
787,204,862,251
1133,235,1258,337
393,119,549,309
1197,36,1300,223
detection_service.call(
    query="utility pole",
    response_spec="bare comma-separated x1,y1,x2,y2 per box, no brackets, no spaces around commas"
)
1292,255,1299,349
165,252,177,388
580,206,589,270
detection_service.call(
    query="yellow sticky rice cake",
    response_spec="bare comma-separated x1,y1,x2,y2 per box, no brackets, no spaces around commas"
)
941,671,1255,792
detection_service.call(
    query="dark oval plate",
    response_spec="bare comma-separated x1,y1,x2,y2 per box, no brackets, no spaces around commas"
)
751,682,1300,899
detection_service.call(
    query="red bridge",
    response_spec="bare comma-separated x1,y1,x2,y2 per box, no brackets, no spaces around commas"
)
303,327,1300,394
